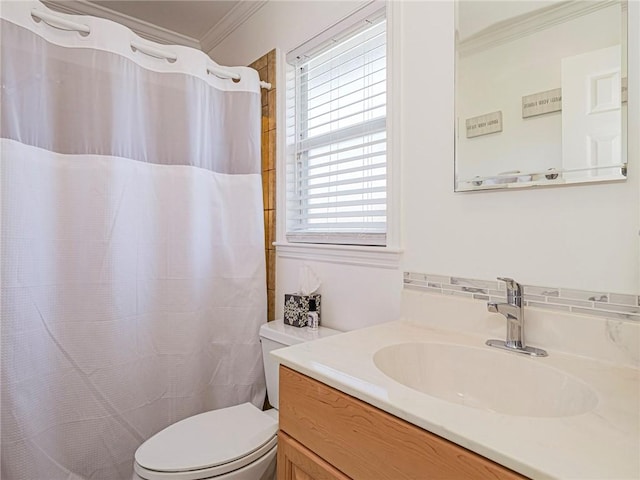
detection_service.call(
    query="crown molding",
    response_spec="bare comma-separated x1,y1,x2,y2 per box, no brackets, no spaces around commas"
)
201,0,268,55
42,0,201,49
458,0,622,57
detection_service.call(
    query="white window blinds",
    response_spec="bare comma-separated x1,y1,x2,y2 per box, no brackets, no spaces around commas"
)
286,11,387,246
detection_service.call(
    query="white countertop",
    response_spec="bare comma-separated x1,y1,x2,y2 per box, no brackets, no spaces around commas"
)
272,318,640,479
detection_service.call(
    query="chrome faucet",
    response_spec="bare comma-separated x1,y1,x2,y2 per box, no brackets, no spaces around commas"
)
486,277,547,357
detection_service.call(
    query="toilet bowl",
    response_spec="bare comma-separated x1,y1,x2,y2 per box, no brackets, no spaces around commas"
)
132,320,340,480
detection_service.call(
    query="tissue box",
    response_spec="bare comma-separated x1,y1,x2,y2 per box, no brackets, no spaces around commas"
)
283,293,321,327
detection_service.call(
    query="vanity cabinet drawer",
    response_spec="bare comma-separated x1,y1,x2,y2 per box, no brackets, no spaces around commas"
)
278,431,351,480
279,366,526,480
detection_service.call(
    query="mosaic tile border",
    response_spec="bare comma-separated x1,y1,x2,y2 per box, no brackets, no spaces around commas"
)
403,272,640,322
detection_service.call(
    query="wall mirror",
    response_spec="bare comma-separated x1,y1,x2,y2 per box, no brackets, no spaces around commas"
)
454,0,628,192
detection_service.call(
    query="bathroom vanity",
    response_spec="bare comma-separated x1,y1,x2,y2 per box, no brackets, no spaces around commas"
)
277,366,524,479
272,290,640,480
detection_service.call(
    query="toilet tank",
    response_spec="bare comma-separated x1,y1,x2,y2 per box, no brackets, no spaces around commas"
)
259,319,340,409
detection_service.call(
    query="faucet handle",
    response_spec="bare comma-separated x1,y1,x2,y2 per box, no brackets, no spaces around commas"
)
497,277,522,294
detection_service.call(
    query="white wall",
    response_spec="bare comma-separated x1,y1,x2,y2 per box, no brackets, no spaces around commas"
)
401,1,638,295
276,256,402,331
209,1,639,330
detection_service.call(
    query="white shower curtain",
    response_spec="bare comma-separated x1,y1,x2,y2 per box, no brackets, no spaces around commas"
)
1,2,267,479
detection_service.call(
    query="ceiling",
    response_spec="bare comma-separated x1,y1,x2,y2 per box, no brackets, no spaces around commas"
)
90,1,238,40
45,0,266,52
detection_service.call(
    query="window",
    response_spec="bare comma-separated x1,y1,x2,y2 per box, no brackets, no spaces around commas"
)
286,8,387,246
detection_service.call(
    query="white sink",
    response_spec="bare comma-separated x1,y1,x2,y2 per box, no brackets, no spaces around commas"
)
373,342,598,417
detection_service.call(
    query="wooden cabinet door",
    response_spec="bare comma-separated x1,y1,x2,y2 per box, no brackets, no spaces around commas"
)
278,431,351,480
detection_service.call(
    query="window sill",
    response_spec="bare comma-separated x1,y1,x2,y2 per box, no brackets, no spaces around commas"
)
274,242,402,269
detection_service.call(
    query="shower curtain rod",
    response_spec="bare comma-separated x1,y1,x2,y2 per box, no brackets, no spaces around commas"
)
206,64,272,90
30,8,272,90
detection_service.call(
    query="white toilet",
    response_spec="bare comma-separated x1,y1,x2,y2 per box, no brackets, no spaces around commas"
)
132,320,340,480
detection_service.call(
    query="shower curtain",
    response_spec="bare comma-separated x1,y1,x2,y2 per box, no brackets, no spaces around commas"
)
1,2,267,479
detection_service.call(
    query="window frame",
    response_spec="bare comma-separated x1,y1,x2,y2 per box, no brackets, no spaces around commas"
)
285,4,390,247
275,1,402,267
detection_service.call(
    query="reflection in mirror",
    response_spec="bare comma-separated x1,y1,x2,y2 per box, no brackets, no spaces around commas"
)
455,0,628,191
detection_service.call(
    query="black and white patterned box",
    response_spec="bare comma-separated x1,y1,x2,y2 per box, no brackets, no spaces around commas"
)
283,293,321,327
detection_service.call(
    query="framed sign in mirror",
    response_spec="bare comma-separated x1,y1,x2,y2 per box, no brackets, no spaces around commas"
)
454,0,628,192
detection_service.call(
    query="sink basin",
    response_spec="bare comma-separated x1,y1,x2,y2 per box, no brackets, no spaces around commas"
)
373,342,598,417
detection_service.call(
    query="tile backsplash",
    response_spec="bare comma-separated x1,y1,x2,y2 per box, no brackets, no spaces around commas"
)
403,272,640,322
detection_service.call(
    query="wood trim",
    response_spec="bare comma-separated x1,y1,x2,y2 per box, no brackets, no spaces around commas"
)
278,431,351,480
279,366,527,480
201,1,268,55
274,242,402,269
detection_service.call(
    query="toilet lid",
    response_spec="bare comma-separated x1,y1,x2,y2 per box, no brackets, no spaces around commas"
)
135,403,278,474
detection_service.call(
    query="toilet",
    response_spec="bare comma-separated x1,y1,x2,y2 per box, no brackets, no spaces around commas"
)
132,320,340,480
